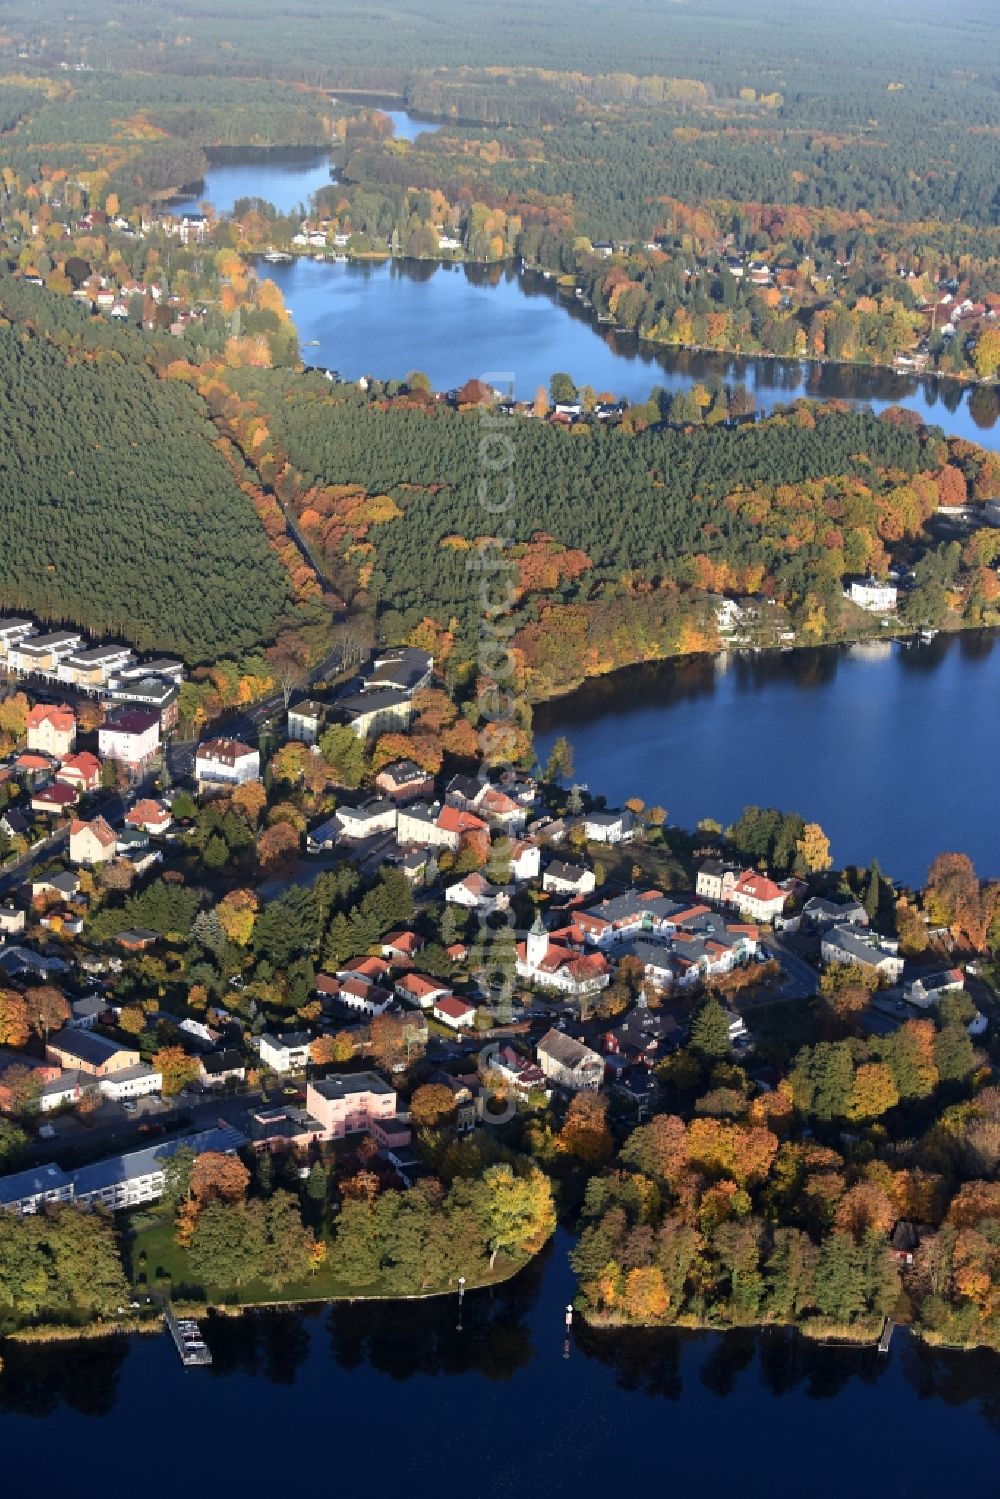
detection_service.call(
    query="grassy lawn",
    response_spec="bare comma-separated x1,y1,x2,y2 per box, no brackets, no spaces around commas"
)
585,836,694,894
122,1208,524,1307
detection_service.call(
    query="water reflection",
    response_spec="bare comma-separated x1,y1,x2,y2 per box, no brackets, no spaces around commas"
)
0,1334,129,1417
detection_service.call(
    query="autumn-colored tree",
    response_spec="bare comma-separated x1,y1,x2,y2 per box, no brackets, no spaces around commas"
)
0,989,29,1048
620,1113,689,1184
796,821,832,873
558,1093,614,1165
895,897,928,956
623,1264,670,1320
946,1179,1000,1230
153,1045,200,1097
230,780,268,825
848,1061,899,1121
834,1181,895,1241
256,821,300,873
310,1032,354,1065
0,1063,42,1114
820,964,877,1022
925,852,997,951
189,1150,251,1206
217,888,258,946
23,985,69,1038
687,1117,779,1187
118,1005,147,1036
410,1082,458,1129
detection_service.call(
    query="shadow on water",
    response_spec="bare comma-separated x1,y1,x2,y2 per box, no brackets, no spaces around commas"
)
0,1335,129,1418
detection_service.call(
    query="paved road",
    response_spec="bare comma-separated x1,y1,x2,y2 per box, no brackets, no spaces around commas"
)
769,934,820,999
0,785,136,897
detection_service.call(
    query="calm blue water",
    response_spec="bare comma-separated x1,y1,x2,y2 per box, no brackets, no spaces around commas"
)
535,632,1000,888
261,255,999,436
171,149,336,218
3,1234,999,1496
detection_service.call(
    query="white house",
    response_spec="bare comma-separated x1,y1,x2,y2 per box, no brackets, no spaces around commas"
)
99,708,161,768
583,809,635,844
99,1064,162,1101
433,995,477,1030
730,871,786,923
335,800,398,840
542,860,597,898
258,1031,312,1073
821,925,904,982
195,737,260,790
850,578,898,613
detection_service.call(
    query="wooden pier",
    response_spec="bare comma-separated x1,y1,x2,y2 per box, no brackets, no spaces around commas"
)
877,1317,895,1354
164,1303,212,1367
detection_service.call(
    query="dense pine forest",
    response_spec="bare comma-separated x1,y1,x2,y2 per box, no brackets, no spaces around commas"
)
0,284,291,662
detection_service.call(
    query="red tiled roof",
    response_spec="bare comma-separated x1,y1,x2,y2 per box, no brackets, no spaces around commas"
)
434,995,476,1020
436,804,488,835
27,703,75,731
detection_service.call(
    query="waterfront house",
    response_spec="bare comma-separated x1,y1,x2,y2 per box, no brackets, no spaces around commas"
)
849,577,898,613
730,871,787,923
583,809,636,844
821,924,904,982
696,860,744,904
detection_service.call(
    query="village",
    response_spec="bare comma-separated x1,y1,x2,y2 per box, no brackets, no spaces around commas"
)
0,628,987,1265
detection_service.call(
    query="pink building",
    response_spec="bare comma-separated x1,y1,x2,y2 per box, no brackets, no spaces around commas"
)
306,1071,410,1146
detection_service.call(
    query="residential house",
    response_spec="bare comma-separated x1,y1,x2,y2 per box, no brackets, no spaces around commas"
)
850,577,898,613
337,687,413,740
0,905,26,937
445,872,510,913
195,737,260,790
604,1002,682,1062
375,759,435,804
800,896,869,931
583,809,635,844
396,801,488,852
821,924,904,982
542,860,596,898
434,995,477,1029
335,799,398,840
904,968,965,1008
69,994,108,1029
98,708,161,769
316,972,394,1018
26,703,76,758
31,783,77,816
258,1031,312,1073
696,860,744,904
730,871,787,923
69,815,117,866
306,1072,409,1145
99,1063,162,1101
508,840,541,883
55,752,102,794
490,1045,547,1097
381,930,424,961
198,1049,247,1088
536,1028,604,1091
287,698,326,745
45,1029,140,1077
395,972,453,1010
126,798,172,836
0,807,30,841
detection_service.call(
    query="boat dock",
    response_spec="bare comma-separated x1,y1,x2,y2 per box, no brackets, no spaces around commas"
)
878,1317,895,1354
164,1303,212,1367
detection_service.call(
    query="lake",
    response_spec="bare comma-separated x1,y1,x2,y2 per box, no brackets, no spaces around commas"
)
263,255,1000,438
534,631,1000,888
3,1234,999,1498
169,107,439,217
